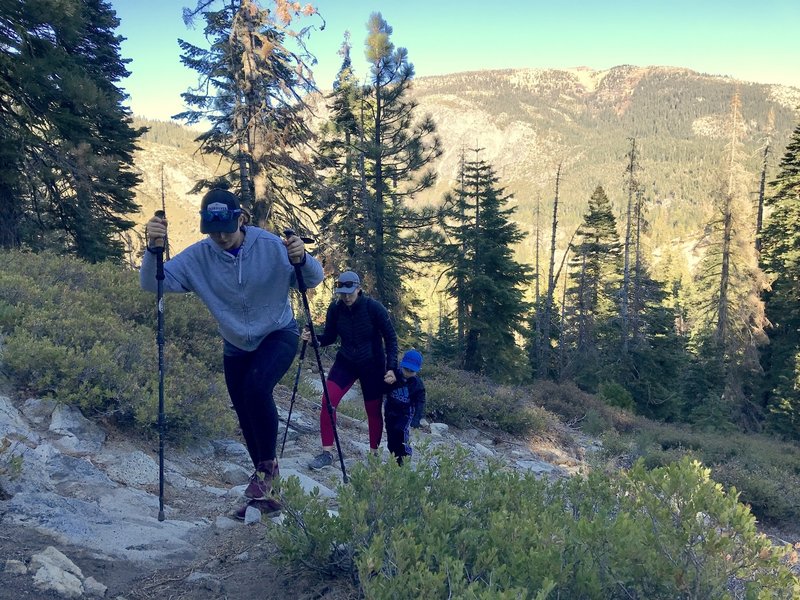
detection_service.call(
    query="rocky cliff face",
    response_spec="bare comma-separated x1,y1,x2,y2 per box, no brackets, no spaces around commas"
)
410,66,798,217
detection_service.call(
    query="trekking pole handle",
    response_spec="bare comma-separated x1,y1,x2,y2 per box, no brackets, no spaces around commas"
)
152,210,167,248
152,211,166,282
283,229,315,247
283,228,314,293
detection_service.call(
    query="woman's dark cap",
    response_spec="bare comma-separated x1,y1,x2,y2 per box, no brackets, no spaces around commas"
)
199,189,242,233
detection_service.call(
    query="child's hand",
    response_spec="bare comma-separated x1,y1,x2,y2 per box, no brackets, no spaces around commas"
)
384,370,396,384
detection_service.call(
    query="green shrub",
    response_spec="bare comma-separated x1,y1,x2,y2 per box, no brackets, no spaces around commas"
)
0,251,235,443
598,429,631,461
598,380,635,410
530,379,637,433
271,449,799,598
425,364,550,436
581,408,608,436
628,422,800,525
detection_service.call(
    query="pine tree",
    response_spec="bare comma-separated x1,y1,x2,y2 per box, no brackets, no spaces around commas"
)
620,258,687,420
312,32,366,273
620,139,641,351
760,120,800,438
533,165,564,379
0,0,143,261
441,150,531,380
177,0,321,230
563,185,622,388
429,295,459,365
359,12,442,321
313,33,370,273
622,187,686,419
689,91,767,428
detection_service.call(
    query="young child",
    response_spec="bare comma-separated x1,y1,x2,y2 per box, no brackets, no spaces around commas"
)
383,349,426,465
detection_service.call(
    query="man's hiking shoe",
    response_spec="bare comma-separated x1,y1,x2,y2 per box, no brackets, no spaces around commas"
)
308,451,333,470
234,497,282,521
244,459,279,500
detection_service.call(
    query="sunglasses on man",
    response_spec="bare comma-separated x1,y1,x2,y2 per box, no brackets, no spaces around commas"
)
336,281,358,290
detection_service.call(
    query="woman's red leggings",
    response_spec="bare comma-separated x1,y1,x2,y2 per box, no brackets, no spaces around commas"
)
319,360,384,449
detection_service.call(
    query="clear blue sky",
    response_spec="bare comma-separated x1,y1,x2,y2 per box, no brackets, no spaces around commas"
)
110,0,800,122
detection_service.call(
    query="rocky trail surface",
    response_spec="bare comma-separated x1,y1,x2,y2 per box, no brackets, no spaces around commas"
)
0,371,597,599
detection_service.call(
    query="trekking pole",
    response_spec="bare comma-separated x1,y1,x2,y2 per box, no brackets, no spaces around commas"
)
283,229,348,483
153,209,167,522
280,338,307,458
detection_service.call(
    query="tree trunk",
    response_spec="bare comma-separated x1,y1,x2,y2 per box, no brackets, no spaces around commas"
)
539,164,561,378
373,82,385,303
558,257,570,379
716,92,743,347
716,206,732,343
755,143,769,253
344,129,357,258
632,187,644,341
621,138,638,353
0,185,20,249
457,150,466,357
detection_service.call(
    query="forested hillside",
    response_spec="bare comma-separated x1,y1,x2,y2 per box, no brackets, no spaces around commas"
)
5,0,800,456
3,3,800,596
409,66,799,259
131,66,800,263
123,60,800,435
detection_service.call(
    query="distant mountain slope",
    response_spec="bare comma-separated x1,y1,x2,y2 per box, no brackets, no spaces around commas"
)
127,66,800,260
409,65,799,261
129,118,222,253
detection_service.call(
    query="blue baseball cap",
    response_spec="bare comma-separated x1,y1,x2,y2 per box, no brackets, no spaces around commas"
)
400,349,423,372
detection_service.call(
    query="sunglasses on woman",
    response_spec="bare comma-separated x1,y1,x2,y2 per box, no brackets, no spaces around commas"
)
199,208,242,222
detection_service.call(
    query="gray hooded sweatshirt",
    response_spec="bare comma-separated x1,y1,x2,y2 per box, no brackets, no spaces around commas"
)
140,226,324,352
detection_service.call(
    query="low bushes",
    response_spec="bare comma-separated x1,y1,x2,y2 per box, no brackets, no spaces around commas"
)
271,447,799,599
425,361,800,528
425,364,551,436
0,251,235,443
631,422,800,525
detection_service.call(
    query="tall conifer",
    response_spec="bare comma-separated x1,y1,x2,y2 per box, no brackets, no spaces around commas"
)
313,33,371,275
563,185,621,387
359,12,442,322
0,0,142,261
760,121,800,438
689,92,767,427
441,151,531,379
177,0,321,230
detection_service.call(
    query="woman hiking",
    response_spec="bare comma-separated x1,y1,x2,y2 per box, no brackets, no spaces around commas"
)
141,188,324,518
302,271,398,468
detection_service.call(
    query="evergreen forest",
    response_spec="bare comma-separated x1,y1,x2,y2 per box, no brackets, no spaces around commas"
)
3,0,800,441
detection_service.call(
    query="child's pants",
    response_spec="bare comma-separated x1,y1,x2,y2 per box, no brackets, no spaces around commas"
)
384,400,414,464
